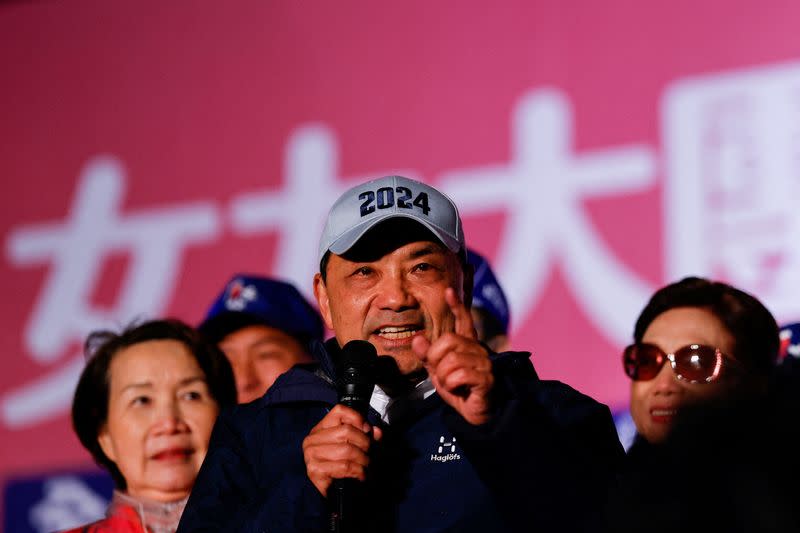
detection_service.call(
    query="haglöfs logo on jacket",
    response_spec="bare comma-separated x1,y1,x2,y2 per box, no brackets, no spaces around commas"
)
430,435,460,463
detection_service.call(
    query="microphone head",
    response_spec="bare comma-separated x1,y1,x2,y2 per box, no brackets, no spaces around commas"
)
339,340,378,373
336,340,378,416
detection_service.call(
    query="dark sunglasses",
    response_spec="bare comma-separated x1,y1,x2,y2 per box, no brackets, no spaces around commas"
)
622,343,741,383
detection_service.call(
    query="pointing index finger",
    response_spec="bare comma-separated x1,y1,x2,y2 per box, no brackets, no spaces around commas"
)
446,287,477,340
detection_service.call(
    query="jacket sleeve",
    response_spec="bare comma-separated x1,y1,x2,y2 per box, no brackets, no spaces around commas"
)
442,351,624,532
177,406,328,533
176,408,261,532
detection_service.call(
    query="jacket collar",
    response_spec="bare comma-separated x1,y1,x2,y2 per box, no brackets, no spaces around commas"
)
255,338,340,407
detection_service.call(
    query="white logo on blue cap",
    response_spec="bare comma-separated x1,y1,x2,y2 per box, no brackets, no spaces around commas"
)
224,280,258,312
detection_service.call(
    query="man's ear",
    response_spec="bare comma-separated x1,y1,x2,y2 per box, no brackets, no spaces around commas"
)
313,273,335,331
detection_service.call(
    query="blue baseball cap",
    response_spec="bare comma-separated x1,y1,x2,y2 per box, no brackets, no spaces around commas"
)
467,249,510,335
779,322,800,364
199,275,324,344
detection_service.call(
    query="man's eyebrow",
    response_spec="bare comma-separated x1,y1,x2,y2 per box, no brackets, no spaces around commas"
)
221,334,283,350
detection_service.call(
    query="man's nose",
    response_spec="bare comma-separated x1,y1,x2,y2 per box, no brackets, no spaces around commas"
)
375,273,417,311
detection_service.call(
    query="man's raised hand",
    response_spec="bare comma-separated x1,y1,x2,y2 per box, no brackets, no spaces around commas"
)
412,288,494,425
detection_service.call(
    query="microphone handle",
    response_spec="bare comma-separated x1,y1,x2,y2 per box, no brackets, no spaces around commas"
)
328,398,371,533
328,478,361,533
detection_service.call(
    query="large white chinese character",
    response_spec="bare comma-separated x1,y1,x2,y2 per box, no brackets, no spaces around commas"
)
440,88,657,344
229,124,418,297
3,156,220,428
663,61,800,319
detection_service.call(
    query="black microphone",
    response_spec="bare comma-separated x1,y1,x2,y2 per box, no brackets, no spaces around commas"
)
329,340,377,533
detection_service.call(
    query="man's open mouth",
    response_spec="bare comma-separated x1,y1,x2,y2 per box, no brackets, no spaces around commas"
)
375,326,422,340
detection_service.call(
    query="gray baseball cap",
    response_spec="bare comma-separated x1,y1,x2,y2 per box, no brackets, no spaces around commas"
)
318,175,465,265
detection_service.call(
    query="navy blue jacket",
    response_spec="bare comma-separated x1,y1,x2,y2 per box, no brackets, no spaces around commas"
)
178,340,623,532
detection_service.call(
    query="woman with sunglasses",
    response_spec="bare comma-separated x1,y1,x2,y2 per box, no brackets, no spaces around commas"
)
607,279,800,531
623,276,778,445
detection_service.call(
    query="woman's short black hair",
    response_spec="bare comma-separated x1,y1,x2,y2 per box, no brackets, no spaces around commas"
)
633,276,779,376
71,318,237,489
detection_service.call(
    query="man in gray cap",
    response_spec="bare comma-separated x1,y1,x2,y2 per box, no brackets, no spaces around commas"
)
179,176,623,533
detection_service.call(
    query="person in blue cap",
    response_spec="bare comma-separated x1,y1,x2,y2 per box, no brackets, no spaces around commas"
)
199,274,324,403
778,322,800,364
467,249,511,352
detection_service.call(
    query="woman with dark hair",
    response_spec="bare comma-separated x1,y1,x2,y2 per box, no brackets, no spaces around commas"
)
605,276,796,532
65,319,236,533
623,276,778,444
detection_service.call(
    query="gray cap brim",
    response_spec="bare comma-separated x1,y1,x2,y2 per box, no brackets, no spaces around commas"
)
327,211,463,257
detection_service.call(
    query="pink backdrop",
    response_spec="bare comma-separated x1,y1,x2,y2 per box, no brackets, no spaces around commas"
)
3,0,800,515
